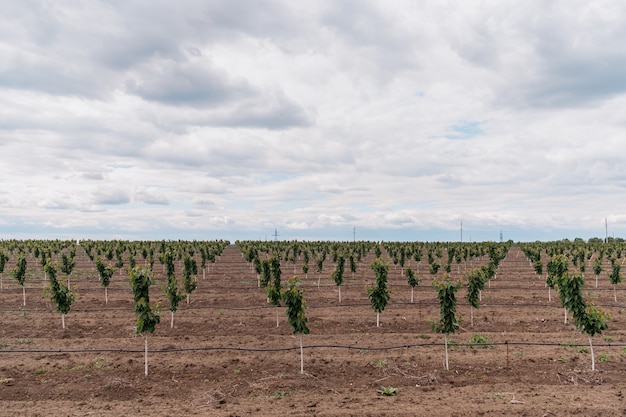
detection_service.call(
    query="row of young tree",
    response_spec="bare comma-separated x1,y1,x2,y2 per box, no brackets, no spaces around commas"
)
237,239,512,372
0,239,230,328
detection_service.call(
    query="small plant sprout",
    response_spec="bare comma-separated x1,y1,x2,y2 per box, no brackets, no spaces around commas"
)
367,259,390,328
11,253,27,306
405,267,421,303
129,266,160,376
281,276,309,374
95,258,115,304
378,386,398,396
433,273,461,371
44,260,75,329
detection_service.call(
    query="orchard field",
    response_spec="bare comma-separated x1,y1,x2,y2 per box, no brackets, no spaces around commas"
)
1,239,626,416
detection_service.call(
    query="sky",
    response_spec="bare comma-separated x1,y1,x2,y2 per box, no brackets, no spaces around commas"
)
1,0,625,243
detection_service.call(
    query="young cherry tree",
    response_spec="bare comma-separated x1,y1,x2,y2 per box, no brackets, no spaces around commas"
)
367,259,390,328
0,249,8,290
332,256,345,303
405,267,421,303
267,257,282,327
465,268,486,327
129,266,160,376
557,271,609,371
44,260,75,329
608,261,622,303
282,276,310,374
592,257,603,289
11,253,27,306
162,251,184,328
182,255,198,304
95,258,114,304
432,273,461,371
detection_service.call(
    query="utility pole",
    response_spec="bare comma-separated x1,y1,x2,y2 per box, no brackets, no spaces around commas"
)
460,221,463,242
353,227,356,242
273,228,279,241
605,217,608,243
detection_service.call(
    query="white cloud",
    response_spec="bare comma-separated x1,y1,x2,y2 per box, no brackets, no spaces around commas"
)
1,0,626,241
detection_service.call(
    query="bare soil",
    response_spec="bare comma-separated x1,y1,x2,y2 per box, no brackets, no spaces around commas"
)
1,244,626,416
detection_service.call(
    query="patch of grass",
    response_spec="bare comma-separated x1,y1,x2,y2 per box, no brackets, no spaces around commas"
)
374,359,387,367
0,342,9,348
604,336,613,343
557,356,569,363
65,365,86,372
268,391,289,399
234,369,241,375
578,347,589,354
35,368,48,375
16,339,32,345
513,351,524,357
378,386,398,396
418,334,430,340
598,353,609,363
468,334,493,349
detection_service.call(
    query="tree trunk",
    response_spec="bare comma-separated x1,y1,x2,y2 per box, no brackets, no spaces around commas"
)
589,335,595,372
470,305,474,327
22,286,26,306
410,287,414,303
338,285,341,303
276,307,279,328
614,285,617,303
171,311,174,329
299,333,304,375
144,335,149,376
61,313,65,330
105,287,108,304
564,307,567,325
444,335,450,371
376,312,380,328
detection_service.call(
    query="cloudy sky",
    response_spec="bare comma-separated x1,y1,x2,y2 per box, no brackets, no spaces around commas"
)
1,0,625,242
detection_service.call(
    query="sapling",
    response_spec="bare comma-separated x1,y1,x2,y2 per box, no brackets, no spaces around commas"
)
182,255,198,304
367,259,390,328
405,267,421,303
465,268,486,327
0,249,8,290
608,262,622,303
332,256,345,303
11,253,27,306
432,273,461,371
557,271,609,371
161,251,184,328
44,261,75,329
281,276,310,374
546,255,568,303
592,257,603,289
61,252,75,287
129,266,160,376
95,258,115,304
267,257,282,327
